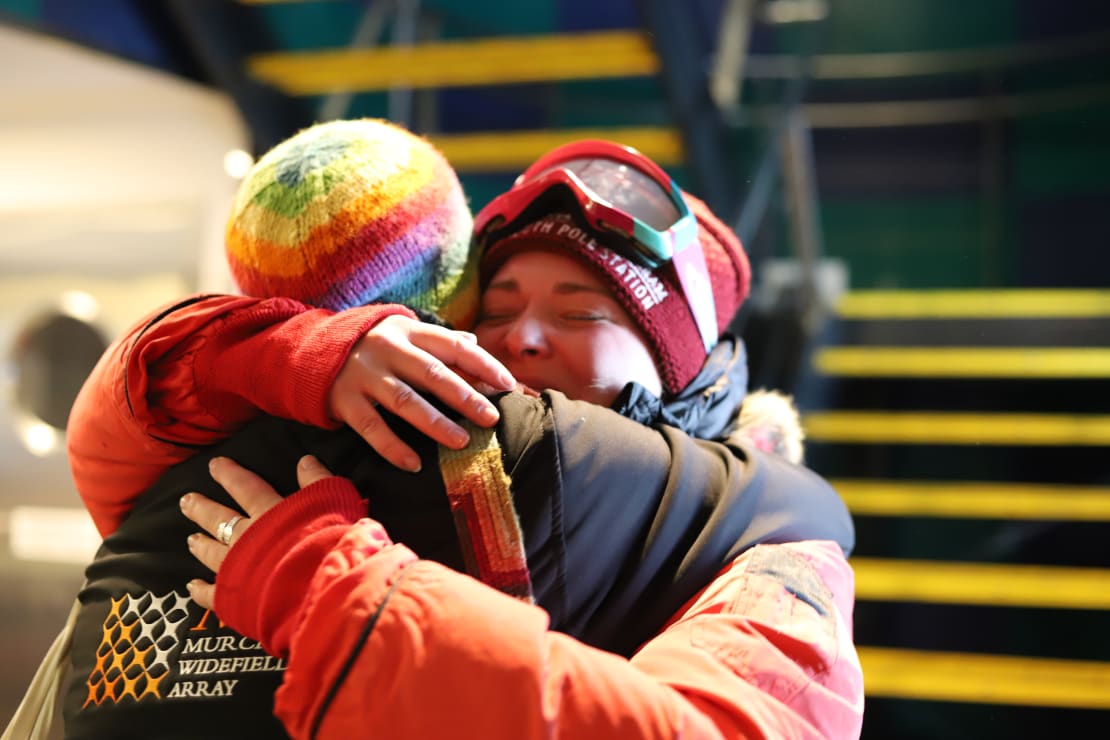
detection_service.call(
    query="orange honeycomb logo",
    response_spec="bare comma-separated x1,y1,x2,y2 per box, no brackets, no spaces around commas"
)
83,592,191,707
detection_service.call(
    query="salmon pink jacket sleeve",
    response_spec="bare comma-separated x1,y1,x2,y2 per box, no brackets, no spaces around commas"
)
67,294,413,537
216,477,865,740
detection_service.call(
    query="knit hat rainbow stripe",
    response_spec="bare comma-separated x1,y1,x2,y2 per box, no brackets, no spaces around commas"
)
226,119,478,327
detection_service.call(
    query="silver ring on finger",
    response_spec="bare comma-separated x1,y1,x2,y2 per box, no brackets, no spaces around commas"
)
216,515,242,546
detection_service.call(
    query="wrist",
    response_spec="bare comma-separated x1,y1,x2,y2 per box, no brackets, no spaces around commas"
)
292,305,419,427
214,478,368,655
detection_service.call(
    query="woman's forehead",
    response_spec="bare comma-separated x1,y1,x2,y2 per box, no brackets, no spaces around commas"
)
488,246,609,293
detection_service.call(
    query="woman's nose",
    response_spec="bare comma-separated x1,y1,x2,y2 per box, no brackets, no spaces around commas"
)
503,315,548,357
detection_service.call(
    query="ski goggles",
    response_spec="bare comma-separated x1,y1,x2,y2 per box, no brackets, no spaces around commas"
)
474,140,719,352
474,140,699,269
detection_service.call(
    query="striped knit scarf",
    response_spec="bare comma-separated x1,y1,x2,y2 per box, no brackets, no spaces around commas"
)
438,424,533,602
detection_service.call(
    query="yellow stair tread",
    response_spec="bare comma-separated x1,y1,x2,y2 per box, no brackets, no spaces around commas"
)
803,411,1110,446
852,558,1110,610
836,289,1110,319
860,647,1110,709
814,347,1110,378
834,479,1110,521
248,30,658,94
429,127,682,171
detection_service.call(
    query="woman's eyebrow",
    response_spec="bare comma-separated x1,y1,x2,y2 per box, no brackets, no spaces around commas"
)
484,278,520,293
553,281,609,297
485,278,609,298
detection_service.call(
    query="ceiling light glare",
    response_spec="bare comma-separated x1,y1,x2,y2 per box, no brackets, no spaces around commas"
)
8,506,100,563
19,418,59,457
224,148,255,179
59,290,100,323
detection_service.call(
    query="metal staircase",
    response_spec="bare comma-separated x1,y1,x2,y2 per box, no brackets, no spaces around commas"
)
798,289,1110,736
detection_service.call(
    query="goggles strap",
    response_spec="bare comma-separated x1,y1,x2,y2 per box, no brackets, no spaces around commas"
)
672,243,718,353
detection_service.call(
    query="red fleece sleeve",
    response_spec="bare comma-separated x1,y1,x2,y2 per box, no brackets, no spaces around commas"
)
67,293,415,536
128,297,414,439
214,477,383,658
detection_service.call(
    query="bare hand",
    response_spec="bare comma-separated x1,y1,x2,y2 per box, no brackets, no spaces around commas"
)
180,455,334,609
329,315,516,472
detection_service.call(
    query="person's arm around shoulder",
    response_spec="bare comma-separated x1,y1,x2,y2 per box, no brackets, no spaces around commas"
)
70,292,513,536
182,457,861,740
69,293,354,536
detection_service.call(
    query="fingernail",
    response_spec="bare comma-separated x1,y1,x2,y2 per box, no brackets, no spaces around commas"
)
404,455,422,474
499,372,515,389
186,581,198,594
179,494,191,510
299,455,317,469
477,402,499,424
208,457,221,473
449,427,469,449
460,332,478,343
187,534,198,549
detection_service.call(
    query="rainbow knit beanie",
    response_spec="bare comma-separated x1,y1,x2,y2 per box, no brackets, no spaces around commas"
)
225,118,478,327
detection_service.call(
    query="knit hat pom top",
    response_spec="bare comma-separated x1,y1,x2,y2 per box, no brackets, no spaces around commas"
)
225,119,478,327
